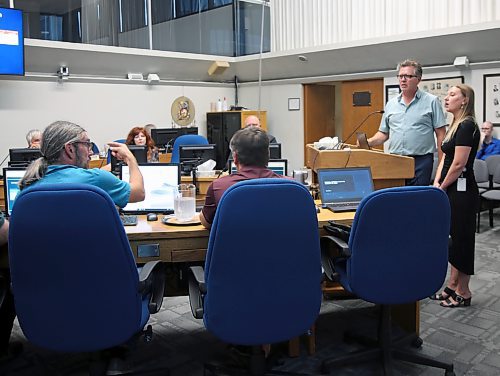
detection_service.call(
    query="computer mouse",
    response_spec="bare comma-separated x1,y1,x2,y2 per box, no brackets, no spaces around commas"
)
147,213,158,221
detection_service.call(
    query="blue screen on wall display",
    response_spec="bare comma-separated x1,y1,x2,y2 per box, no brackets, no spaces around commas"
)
0,7,24,76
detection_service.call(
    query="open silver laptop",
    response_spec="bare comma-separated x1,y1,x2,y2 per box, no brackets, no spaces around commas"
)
317,167,374,212
2,167,26,217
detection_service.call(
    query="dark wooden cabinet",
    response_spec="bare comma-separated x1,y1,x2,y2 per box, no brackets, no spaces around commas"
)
207,111,267,169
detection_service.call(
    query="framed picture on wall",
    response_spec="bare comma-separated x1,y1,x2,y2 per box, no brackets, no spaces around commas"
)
385,85,401,103
483,74,500,126
419,76,464,124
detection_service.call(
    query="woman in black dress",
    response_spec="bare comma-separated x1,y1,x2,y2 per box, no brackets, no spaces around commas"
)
431,84,479,308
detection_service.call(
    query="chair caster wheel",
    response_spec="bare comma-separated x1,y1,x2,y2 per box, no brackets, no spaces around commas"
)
411,336,423,348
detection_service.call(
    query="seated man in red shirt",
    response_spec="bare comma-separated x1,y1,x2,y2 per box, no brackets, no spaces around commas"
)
200,127,284,229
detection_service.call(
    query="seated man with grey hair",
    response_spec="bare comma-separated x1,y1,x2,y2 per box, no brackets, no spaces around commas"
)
200,126,284,229
19,120,145,207
26,129,42,149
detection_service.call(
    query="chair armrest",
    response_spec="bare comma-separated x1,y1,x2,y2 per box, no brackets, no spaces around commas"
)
138,261,165,314
320,235,351,282
188,266,206,319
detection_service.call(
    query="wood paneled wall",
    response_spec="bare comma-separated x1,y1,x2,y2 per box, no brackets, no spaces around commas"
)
341,79,384,147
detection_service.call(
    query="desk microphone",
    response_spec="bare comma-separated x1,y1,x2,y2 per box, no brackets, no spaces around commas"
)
340,110,384,149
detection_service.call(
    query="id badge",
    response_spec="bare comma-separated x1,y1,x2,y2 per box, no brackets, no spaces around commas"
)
457,177,466,192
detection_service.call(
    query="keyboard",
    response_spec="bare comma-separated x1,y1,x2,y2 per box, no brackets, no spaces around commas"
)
325,202,359,212
121,215,138,226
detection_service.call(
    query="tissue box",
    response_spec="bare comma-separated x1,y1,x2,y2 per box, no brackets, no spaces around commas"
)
197,170,216,178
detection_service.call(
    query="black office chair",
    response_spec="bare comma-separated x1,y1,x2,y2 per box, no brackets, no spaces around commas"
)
8,183,167,375
480,164,500,228
189,178,322,375
321,186,455,376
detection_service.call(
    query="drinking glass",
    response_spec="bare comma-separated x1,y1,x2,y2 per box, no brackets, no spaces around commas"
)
174,184,196,222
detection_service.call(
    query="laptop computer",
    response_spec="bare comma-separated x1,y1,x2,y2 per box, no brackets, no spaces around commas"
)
317,167,374,212
2,167,26,217
228,159,288,176
119,163,180,215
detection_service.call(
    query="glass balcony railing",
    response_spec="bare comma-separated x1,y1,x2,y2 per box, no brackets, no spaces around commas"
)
10,0,269,56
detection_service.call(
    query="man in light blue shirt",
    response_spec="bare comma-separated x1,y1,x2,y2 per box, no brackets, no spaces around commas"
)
367,59,446,185
19,121,145,207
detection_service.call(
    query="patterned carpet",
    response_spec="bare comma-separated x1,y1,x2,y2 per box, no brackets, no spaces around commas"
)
1,209,499,376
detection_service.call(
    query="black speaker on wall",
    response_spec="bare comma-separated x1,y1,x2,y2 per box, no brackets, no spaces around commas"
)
353,91,371,106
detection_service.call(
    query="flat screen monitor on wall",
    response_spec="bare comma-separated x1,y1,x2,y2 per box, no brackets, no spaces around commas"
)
0,7,24,76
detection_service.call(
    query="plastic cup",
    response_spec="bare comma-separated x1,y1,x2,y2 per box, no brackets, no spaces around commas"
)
174,184,196,222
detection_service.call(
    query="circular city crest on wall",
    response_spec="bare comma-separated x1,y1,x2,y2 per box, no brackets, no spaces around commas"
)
171,96,195,126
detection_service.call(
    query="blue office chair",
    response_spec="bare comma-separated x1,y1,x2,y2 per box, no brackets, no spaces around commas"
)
170,134,208,163
8,183,166,374
91,142,99,155
320,186,455,376
189,178,322,375
106,138,127,164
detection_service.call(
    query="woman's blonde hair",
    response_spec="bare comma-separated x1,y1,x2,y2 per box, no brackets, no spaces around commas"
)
443,84,477,143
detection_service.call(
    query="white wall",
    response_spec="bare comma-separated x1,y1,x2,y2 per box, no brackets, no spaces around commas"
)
0,78,233,168
239,83,304,173
2,64,500,172
271,0,500,51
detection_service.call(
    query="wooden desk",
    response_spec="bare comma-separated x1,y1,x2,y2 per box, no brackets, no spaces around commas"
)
88,158,107,169
88,153,172,169
125,209,418,336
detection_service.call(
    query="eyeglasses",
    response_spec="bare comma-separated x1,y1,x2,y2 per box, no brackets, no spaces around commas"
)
397,74,418,80
71,140,94,151
481,128,492,131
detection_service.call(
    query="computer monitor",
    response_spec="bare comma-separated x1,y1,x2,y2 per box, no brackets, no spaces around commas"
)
8,148,42,167
267,159,288,176
151,127,199,151
111,145,148,175
151,128,183,151
228,159,288,176
119,163,180,214
269,143,281,159
179,144,217,175
184,127,198,135
0,7,24,76
2,167,26,216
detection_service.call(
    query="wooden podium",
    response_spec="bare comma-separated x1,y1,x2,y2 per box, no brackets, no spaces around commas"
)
305,144,414,189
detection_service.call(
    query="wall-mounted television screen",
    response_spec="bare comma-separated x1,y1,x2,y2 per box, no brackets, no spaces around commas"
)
0,7,24,76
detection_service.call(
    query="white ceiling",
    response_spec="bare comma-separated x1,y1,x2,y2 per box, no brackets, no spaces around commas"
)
23,21,500,84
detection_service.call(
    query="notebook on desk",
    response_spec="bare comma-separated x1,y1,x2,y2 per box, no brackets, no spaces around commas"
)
2,167,26,217
119,163,180,215
317,167,374,212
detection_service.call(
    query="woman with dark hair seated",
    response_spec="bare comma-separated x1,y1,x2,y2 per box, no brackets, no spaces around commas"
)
125,126,158,162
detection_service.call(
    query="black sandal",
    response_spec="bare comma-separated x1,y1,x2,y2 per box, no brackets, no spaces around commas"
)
429,286,456,301
440,294,472,308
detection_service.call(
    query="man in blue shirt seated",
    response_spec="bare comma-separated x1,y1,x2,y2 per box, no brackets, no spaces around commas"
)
1,121,146,360
19,120,145,206
476,121,500,160
366,59,446,186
